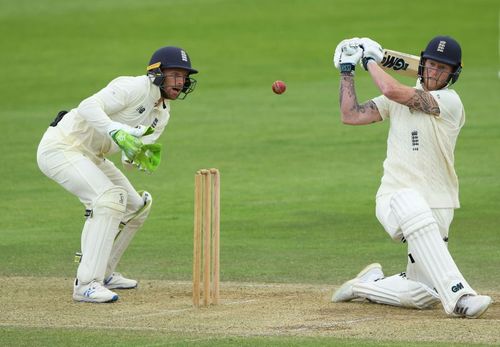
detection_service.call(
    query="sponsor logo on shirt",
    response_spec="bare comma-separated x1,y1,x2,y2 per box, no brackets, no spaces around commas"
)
136,105,146,114
411,130,419,151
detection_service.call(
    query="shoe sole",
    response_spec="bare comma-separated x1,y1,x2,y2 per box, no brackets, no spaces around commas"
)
105,284,138,290
73,294,119,303
332,263,383,303
104,285,137,290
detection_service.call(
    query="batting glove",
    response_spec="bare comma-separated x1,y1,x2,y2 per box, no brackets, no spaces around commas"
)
333,37,360,69
359,38,384,71
338,44,363,75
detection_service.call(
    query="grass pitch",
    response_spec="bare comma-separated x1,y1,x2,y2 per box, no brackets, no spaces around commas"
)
0,0,499,345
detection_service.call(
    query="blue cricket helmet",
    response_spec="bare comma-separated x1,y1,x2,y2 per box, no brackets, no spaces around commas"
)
147,46,198,99
418,36,462,85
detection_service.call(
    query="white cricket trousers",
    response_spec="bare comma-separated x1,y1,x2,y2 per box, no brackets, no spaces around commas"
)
37,127,146,283
37,127,143,213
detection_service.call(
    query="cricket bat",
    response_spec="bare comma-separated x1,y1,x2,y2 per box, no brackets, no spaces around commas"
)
378,49,420,78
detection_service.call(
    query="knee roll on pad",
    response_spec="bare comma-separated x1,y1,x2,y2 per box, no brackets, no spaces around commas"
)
125,190,152,226
390,189,436,237
94,186,128,216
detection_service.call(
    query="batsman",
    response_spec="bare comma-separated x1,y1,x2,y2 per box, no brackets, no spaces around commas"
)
331,36,492,318
37,46,198,303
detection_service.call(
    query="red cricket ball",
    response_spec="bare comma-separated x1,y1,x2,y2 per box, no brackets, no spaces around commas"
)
272,80,287,94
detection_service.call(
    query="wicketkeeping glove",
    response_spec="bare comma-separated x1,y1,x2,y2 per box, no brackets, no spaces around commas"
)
111,129,144,162
133,143,162,173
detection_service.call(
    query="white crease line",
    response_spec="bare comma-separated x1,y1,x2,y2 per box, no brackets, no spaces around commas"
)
0,322,227,335
0,322,168,331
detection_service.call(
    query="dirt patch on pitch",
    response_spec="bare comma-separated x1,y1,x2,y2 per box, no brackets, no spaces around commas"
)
1,277,499,344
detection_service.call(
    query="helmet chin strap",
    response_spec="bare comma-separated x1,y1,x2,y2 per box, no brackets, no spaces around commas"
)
160,85,168,98
157,84,167,109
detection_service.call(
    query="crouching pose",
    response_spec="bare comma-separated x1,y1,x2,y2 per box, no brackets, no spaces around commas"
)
331,36,492,318
37,46,198,303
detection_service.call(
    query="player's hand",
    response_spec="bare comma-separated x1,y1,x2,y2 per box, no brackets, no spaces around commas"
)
132,125,155,137
133,143,162,173
111,129,144,162
333,38,359,68
359,37,384,70
336,44,363,74
108,121,154,138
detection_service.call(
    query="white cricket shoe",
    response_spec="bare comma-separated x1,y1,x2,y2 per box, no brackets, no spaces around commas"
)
104,272,138,290
73,279,119,303
332,263,384,302
454,294,492,319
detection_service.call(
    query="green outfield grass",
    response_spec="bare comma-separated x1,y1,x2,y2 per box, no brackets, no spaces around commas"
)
0,0,499,345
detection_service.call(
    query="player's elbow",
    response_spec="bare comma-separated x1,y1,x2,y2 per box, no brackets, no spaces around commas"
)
340,111,358,125
380,84,397,100
379,81,402,101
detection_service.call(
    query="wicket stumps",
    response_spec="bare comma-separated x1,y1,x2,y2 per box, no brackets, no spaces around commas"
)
193,168,220,307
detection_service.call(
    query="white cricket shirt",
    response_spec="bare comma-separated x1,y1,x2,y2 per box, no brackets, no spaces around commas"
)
372,82,465,208
54,75,169,160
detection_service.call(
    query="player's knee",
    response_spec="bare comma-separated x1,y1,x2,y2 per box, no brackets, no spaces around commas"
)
137,191,152,218
386,227,404,242
124,190,153,226
128,191,145,214
375,198,404,242
390,189,435,237
94,186,128,216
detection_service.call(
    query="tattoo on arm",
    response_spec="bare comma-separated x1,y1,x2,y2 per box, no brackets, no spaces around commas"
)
339,74,354,107
404,89,440,116
339,75,380,123
340,75,365,112
353,100,378,116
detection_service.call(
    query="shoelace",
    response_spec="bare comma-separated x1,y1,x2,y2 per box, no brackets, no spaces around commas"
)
83,282,101,297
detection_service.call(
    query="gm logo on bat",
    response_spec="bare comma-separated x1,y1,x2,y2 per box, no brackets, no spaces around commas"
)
381,54,409,71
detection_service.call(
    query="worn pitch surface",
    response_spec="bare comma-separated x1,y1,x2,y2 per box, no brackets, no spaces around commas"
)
1,277,499,344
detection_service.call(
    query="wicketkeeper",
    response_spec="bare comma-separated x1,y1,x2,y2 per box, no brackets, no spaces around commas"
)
37,46,198,303
331,36,492,318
